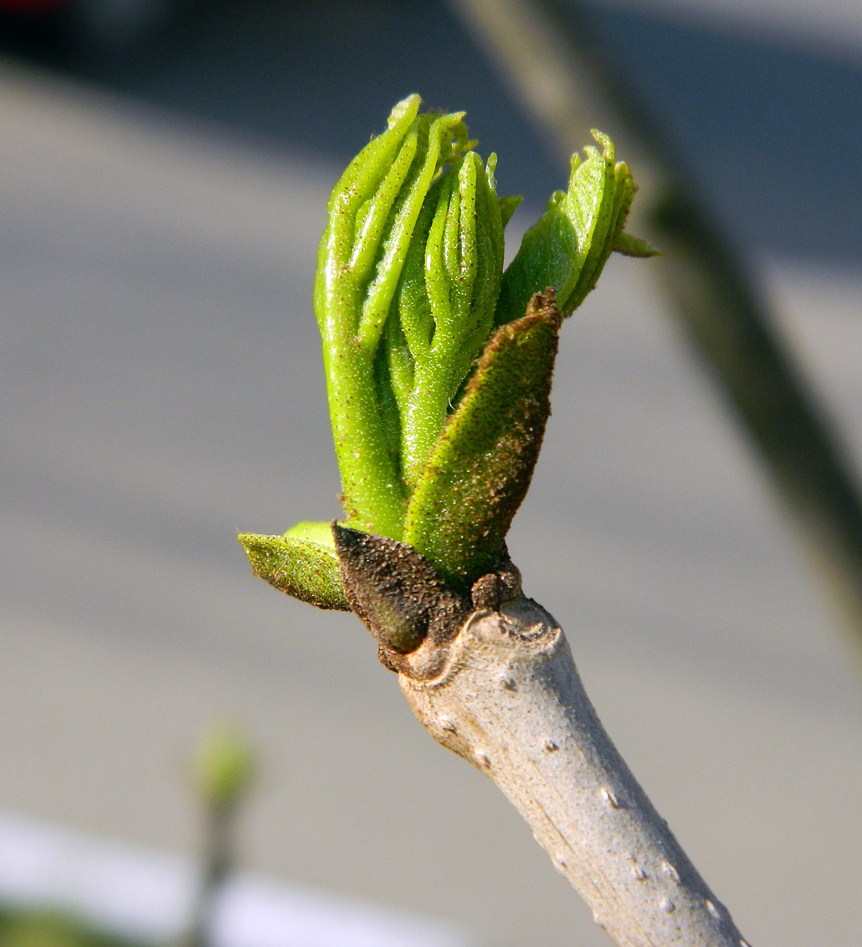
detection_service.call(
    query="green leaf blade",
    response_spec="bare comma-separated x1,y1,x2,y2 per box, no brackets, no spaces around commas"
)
238,523,350,610
495,131,638,326
311,96,476,537
403,291,562,589
392,151,508,491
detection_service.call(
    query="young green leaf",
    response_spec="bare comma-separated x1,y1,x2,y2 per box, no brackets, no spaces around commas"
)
313,95,475,537
495,132,644,326
403,291,562,589
238,522,350,610
388,150,508,489
613,231,661,258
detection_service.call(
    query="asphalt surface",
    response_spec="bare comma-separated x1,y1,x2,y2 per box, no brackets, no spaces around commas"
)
2,2,862,945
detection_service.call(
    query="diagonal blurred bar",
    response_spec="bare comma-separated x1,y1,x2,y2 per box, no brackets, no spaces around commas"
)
448,0,862,653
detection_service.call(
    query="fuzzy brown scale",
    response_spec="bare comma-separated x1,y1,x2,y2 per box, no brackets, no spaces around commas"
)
333,523,523,679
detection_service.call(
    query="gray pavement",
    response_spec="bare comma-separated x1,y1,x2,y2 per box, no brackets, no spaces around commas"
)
2,5,862,944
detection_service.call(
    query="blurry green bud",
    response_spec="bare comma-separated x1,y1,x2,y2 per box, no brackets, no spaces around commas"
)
194,728,254,810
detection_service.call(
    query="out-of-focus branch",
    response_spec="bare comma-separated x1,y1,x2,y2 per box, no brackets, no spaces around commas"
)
448,0,862,650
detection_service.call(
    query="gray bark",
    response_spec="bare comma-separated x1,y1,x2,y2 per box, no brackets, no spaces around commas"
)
400,595,750,947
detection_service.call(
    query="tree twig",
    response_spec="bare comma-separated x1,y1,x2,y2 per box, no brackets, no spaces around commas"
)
333,525,751,945
401,595,749,946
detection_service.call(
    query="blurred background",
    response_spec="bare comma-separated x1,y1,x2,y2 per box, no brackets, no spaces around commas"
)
2,0,861,944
